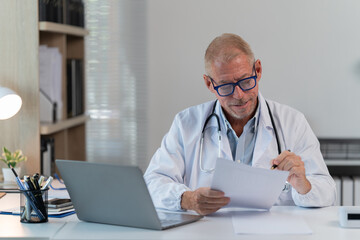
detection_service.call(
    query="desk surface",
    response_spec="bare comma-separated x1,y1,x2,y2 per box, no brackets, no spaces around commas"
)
0,192,359,240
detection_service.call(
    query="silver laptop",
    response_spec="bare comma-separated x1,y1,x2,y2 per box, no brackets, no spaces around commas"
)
56,160,203,230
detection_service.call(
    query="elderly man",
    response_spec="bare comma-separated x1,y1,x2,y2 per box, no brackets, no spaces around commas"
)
144,33,336,215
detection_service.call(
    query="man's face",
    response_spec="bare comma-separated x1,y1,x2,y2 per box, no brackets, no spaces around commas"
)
204,54,262,124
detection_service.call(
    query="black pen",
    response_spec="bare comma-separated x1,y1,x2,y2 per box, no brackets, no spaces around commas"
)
271,164,278,170
271,150,291,170
10,166,45,220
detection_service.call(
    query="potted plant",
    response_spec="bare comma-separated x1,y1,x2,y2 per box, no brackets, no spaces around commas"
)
0,147,27,182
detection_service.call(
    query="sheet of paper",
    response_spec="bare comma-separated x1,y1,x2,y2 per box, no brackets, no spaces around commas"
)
232,210,312,235
210,158,289,209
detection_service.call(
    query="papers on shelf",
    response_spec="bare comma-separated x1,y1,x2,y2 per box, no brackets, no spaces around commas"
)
210,158,289,209
232,210,312,235
39,45,63,123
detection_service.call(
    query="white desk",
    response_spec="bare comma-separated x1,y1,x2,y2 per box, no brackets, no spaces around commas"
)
0,192,359,240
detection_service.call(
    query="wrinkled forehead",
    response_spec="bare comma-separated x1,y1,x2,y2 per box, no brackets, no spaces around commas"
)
207,49,253,76
211,54,253,78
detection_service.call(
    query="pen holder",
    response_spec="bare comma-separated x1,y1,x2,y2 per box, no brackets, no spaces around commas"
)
19,188,49,223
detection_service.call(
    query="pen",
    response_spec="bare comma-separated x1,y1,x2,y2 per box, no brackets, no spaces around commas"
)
38,176,45,186
41,176,53,190
32,174,47,213
271,150,291,170
9,166,45,220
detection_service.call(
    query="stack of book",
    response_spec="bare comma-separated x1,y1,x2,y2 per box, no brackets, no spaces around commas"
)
47,198,75,218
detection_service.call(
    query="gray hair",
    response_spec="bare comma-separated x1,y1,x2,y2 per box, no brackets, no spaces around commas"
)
204,33,255,76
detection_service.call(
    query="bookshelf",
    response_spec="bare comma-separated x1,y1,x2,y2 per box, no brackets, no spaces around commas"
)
0,1,87,177
39,21,88,163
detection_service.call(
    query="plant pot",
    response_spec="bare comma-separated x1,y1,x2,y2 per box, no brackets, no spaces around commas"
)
2,167,20,183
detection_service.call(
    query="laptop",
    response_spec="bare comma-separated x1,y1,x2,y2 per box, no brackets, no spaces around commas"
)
56,160,203,230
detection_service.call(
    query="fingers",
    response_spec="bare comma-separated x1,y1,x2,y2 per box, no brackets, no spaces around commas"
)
271,150,293,168
181,187,230,215
270,151,312,194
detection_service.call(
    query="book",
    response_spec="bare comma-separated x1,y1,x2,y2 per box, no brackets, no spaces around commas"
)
67,59,84,118
39,0,64,23
65,0,85,27
47,198,72,208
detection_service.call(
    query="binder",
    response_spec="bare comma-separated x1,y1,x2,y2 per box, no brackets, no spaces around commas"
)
40,90,57,123
333,176,342,206
354,176,360,206
41,138,55,177
342,176,354,206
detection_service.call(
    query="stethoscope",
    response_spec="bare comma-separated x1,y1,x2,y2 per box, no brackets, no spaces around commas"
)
199,99,281,173
199,100,291,192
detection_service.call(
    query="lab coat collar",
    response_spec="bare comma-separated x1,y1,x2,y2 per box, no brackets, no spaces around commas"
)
220,100,260,137
204,93,268,134
204,92,274,164
252,92,276,168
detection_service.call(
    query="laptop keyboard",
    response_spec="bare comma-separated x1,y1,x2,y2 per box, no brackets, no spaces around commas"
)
157,212,202,228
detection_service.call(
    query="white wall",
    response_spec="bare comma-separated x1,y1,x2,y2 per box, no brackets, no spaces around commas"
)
147,0,360,162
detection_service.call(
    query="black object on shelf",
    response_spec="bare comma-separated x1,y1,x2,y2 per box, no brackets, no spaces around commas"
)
39,0,84,27
39,0,64,24
41,137,55,177
67,59,84,118
319,138,360,176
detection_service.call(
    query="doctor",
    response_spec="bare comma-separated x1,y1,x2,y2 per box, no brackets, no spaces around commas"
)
144,33,336,216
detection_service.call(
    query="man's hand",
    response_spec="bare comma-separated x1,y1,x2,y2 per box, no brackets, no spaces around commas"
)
271,151,311,194
180,187,230,215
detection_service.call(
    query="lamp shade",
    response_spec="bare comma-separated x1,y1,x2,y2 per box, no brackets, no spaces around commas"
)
0,87,22,120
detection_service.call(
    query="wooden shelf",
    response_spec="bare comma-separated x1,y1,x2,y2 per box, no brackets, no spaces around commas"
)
40,115,88,135
39,21,89,36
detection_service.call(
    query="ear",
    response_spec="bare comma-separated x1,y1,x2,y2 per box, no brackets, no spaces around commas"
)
203,74,215,93
255,59,262,82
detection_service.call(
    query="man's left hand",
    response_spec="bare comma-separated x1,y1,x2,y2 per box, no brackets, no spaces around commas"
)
271,151,311,194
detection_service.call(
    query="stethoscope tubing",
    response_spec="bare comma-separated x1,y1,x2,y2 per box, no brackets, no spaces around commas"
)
199,99,282,173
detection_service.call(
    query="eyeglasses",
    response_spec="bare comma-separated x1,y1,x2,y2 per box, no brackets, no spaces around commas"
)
208,65,257,97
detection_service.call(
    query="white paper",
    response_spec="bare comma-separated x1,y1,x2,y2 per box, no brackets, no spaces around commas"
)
39,45,63,122
232,210,312,235
210,158,289,209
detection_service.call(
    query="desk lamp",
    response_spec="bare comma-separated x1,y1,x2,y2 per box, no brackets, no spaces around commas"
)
0,86,22,120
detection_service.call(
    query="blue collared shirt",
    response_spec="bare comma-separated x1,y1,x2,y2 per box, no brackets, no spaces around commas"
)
220,103,260,165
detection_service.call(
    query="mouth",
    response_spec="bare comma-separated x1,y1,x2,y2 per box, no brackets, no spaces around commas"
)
231,101,249,109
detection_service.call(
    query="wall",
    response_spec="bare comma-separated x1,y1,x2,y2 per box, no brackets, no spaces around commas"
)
0,0,40,174
146,0,360,163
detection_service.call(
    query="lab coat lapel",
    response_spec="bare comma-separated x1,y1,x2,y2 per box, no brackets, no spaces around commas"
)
209,129,232,160
252,93,275,168
205,102,232,161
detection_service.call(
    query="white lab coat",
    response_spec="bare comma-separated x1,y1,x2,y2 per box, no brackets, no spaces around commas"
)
144,92,336,211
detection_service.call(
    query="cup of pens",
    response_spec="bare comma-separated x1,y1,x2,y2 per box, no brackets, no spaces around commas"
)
20,188,48,223
9,166,52,223
19,176,49,223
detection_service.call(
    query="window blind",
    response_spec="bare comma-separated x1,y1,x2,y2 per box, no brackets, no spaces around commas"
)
84,0,148,171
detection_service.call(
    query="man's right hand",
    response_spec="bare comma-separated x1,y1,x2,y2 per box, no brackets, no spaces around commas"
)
180,187,230,215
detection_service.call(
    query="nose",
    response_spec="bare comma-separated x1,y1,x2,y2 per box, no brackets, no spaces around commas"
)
232,85,244,99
